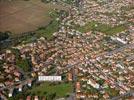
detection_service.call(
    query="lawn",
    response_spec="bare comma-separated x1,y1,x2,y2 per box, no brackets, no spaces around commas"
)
76,21,127,35
28,82,73,98
105,25,127,35
75,21,96,33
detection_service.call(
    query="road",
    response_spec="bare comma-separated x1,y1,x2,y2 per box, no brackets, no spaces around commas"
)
111,90,134,100
62,43,134,99
1,39,133,99
97,43,134,57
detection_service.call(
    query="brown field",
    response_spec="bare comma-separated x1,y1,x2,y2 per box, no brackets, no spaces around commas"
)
0,0,66,35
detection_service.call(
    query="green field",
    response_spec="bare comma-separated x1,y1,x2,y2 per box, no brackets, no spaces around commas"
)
28,82,73,99
36,19,60,40
76,21,127,35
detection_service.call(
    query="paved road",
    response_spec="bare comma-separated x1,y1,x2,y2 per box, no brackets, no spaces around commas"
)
97,43,134,57
62,43,134,100
1,39,133,99
126,55,134,61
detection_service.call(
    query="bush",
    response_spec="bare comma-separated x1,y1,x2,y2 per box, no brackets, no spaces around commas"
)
16,58,31,72
0,32,10,42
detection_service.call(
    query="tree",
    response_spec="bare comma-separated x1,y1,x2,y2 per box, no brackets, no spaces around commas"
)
0,32,10,41
97,79,105,86
46,93,56,100
16,58,30,72
43,91,47,95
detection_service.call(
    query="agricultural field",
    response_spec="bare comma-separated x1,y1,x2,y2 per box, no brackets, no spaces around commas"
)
0,0,66,35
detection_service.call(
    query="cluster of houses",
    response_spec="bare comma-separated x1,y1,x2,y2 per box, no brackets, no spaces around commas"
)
62,0,133,28
0,0,134,99
53,30,133,99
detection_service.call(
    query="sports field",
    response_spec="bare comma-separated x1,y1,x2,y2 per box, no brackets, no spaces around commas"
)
0,0,66,35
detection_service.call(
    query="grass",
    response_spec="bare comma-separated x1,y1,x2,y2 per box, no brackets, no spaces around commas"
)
8,81,73,100
35,10,69,40
36,19,60,40
16,58,30,72
28,82,73,98
42,0,74,5
0,0,68,50
76,21,97,33
86,85,99,94
76,21,127,35
20,14,60,44
63,0,74,4
10,48,30,72
10,48,20,59
105,86,120,97
105,25,126,35
19,11,61,44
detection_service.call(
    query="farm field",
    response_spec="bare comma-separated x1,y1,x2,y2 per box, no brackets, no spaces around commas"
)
0,0,66,35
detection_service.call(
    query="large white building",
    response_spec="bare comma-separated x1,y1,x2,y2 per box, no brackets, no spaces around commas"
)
38,76,62,81
87,79,100,89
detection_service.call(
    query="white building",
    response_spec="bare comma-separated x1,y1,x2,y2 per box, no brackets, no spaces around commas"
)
87,79,100,89
38,76,62,81
111,36,127,44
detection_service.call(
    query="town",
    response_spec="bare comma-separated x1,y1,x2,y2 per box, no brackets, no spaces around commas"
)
0,0,134,100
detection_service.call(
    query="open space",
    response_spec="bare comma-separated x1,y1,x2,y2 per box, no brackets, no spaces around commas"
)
0,0,66,35
28,82,73,98
76,21,127,35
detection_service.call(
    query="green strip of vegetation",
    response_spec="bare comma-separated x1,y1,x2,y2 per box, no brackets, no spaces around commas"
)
41,0,75,5
0,10,66,50
63,0,75,4
76,21,127,35
36,19,60,40
35,10,68,40
105,25,126,35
